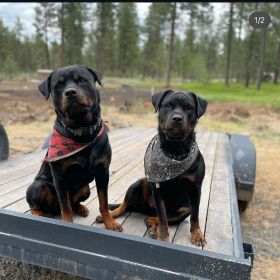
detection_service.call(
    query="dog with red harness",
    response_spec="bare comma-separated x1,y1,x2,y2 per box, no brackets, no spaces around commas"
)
26,64,122,232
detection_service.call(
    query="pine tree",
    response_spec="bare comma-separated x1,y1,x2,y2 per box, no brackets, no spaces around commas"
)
141,3,170,79
181,3,214,81
62,3,88,65
172,35,183,78
117,3,139,77
0,19,8,65
33,3,56,68
225,3,234,86
95,3,117,75
165,2,177,87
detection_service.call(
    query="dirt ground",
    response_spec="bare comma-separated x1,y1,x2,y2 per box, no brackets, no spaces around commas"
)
0,81,279,279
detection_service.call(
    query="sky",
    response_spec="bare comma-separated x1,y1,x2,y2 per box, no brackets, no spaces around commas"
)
0,2,228,39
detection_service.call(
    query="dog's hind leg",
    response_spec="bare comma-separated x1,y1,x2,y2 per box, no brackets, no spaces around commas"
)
26,180,60,217
96,177,152,223
71,185,90,217
95,201,128,222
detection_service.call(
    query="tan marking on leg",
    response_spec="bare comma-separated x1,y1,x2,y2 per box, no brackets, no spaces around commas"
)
97,191,123,232
60,192,73,222
110,202,127,218
190,220,206,246
31,209,44,216
96,202,127,223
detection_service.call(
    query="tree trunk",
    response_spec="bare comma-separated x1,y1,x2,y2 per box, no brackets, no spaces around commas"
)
244,3,258,88
237,3,244,40
44,7,50,68
256,27,267,90
44,27,50,68
244,31,255,88
165,3,177,88
273,40,280,84
225,3,234,86
189,4,195,53
60,3,65,66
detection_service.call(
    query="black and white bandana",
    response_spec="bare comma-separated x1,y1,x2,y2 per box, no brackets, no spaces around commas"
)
144,134,198,183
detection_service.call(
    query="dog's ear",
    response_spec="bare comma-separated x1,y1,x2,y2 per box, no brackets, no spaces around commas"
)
86,67,102,86
190,92,208,118
152,89,173,113
38,72,54,100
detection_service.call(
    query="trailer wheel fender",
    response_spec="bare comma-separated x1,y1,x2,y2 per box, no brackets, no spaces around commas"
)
230,134,256,213
0,123,9,161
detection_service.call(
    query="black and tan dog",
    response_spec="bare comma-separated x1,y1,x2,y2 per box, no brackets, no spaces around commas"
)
26,64,122,232
96,90,207,244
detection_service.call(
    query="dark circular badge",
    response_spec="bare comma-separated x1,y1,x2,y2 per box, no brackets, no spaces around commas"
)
249,11,271,28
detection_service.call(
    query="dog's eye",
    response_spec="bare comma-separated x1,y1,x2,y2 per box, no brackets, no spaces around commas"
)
79,78,88,84
164,103,172,108
184,104,192,111
55,82,64,90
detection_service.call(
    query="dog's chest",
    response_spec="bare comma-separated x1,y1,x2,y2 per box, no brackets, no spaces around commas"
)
159,178,194,209
58,151,104,190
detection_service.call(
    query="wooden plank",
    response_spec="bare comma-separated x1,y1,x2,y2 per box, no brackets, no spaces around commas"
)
203,133,233,256
172,131,213,247
75,129,154,232
3,128,227,249
0,150,46,176
0,126,151,179
0,128,155,196
199,133,218,235
4,128,156,212
0,126,153,183
74,160,145,227
6,155,143,215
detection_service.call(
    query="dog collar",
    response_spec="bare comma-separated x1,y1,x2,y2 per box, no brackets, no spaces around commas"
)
144,134,198,183
59,117,102,137
45,125,105,162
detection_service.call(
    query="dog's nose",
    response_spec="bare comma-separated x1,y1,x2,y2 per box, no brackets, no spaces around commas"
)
64,88,78,97
172,114,183,122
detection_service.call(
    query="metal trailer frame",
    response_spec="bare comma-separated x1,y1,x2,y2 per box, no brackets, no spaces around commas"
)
0,209,252,280
0,132,254,279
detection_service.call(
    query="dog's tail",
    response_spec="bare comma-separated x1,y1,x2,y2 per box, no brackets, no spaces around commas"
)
167,207,191,225
108,203,121,210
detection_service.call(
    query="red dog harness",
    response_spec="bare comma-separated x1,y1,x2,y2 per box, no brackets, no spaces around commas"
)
45,126,104,162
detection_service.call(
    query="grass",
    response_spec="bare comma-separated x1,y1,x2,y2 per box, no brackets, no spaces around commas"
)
105,77,280,110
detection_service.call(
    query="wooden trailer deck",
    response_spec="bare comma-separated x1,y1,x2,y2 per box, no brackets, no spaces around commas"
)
0,126,252,279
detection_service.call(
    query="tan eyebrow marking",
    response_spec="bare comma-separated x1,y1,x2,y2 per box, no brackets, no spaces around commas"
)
73,72,79,80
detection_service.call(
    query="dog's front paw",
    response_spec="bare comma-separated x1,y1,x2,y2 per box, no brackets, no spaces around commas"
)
61,214,73,222
104,219,123,232
147,227,158,239
145,217,159,239
95,214,103,223
191,229,206,246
